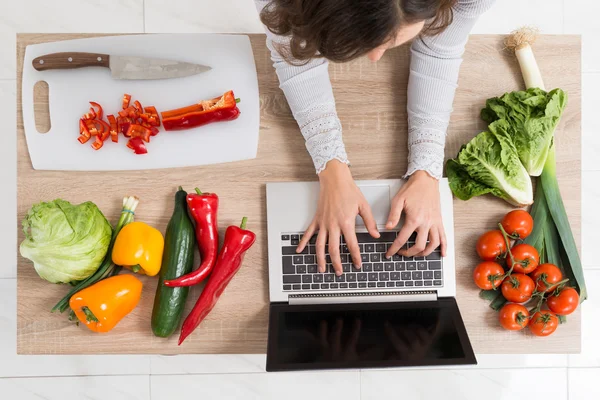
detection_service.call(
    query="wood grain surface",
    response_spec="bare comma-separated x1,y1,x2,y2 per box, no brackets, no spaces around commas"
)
17,34,582,355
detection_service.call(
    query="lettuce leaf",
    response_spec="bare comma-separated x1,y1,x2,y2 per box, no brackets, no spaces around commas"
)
481,88,567,176
446,120,533,206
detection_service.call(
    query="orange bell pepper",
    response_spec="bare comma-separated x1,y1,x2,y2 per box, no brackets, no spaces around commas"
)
69,274,143,333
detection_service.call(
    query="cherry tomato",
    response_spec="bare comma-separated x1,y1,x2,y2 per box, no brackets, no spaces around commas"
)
476,230,507,261
529,311,559,337
547,287,579,315
507,244,539,274
530,263,563,293
498,303,530,330
501,273,535,303
501,210,533,239
473,261,505,290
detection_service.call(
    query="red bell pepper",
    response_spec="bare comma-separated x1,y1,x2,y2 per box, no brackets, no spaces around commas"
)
127,124,152,143
164,189,219,288
107,114,118,143
161,90,240,131
122,94,131,109
127,137,148,154
178,217,255,345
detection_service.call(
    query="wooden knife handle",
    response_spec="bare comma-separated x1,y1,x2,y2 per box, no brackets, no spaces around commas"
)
32,52,110,71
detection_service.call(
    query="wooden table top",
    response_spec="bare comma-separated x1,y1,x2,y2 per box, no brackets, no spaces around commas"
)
17,34,581,355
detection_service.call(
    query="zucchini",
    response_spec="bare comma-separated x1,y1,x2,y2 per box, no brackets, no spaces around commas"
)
151,187,195,337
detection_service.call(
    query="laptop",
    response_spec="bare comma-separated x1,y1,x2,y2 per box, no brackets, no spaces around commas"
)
265,179,476,371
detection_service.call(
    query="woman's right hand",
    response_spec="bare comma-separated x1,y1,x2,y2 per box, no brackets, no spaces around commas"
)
296,160,380,275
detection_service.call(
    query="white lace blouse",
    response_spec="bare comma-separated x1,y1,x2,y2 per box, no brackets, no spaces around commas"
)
254,0,496,179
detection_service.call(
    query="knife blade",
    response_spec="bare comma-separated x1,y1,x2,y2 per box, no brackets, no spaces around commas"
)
32,52,211,80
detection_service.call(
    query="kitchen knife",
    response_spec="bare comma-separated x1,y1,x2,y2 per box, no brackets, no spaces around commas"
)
32,52,211,80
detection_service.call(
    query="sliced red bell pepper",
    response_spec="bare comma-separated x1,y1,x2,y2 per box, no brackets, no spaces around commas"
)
89,102,103,120
83,108,96,120
91,135,104,150
127,137,148,154
127,124,152,143
133,100,143,114
77,134,90,144
122,94,131,109
117,116,131,136
107,114,118,143
79,119,91,139
161,90,240,131
144,106,161,127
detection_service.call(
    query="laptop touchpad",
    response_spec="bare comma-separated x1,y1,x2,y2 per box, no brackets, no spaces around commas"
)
356,185,390,226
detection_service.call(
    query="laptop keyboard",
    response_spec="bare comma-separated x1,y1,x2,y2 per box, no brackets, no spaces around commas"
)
281,232,443,291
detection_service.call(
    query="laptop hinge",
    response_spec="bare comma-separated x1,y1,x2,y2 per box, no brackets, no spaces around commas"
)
288,290,437,305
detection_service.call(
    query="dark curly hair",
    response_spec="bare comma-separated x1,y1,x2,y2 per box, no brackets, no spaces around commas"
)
260,0,457,63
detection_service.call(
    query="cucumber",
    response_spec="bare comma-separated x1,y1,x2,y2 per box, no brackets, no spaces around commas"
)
151,187,195,338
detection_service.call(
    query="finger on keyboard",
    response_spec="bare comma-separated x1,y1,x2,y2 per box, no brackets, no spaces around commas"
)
297,222,316,253
328,229,343,276
316,229,328,273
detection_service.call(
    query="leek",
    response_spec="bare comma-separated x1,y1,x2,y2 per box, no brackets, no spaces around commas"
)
508,27,587,302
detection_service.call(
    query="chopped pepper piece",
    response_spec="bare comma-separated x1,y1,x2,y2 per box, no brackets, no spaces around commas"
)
107,114,118,143
112,221,164,276
161,90,240,131
127,137,148,154
122,94,131,109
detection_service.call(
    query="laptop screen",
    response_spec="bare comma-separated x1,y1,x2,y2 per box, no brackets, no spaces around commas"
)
266,298,476,371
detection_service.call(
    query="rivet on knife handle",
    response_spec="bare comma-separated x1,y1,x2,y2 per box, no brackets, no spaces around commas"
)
32,52,110,71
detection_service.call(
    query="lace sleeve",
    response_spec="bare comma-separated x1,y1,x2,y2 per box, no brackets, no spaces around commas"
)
405,0,496,180
255,0,349,174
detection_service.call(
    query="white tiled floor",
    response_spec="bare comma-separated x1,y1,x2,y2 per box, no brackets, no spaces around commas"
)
2,1,598,399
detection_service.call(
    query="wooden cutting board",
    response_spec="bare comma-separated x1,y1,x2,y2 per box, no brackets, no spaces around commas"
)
21,34,259,171
17,34,582,355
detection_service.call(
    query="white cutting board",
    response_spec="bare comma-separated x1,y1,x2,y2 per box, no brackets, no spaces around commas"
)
22,34,260,171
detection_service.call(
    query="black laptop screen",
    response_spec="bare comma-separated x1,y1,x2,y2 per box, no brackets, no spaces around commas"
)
266,298,476,371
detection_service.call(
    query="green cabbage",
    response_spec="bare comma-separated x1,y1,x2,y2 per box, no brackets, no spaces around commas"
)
481,88,567,176
446,119,533,206
20,199,112,284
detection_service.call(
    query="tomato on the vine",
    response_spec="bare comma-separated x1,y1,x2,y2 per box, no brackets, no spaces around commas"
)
499,303,530,331
507,243,539,274
547,287,579,315
501,210,533,239
530,263,563,293
501,273,535,303
476,230,507,261
529,311,559,336
473,261,505,290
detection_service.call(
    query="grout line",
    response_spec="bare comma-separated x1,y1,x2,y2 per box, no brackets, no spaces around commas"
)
0,374,150,380
148,373,152,400
566,367,570,400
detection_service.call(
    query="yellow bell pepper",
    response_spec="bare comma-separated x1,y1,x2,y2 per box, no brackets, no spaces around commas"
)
112,221,164,277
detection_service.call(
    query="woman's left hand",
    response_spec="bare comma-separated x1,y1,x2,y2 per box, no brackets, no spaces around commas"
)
385,170,447,258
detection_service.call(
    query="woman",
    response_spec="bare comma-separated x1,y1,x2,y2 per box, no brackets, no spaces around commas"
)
255,0,496,276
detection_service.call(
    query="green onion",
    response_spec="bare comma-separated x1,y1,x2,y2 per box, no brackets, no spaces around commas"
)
52,195,139,314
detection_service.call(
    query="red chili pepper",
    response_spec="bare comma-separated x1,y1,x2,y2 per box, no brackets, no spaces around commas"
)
161,90,240,131
178,217,255,345
122,94,131,109
107,114,118,142
144,106,161,127
127,137,148,154
164,189,219,288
